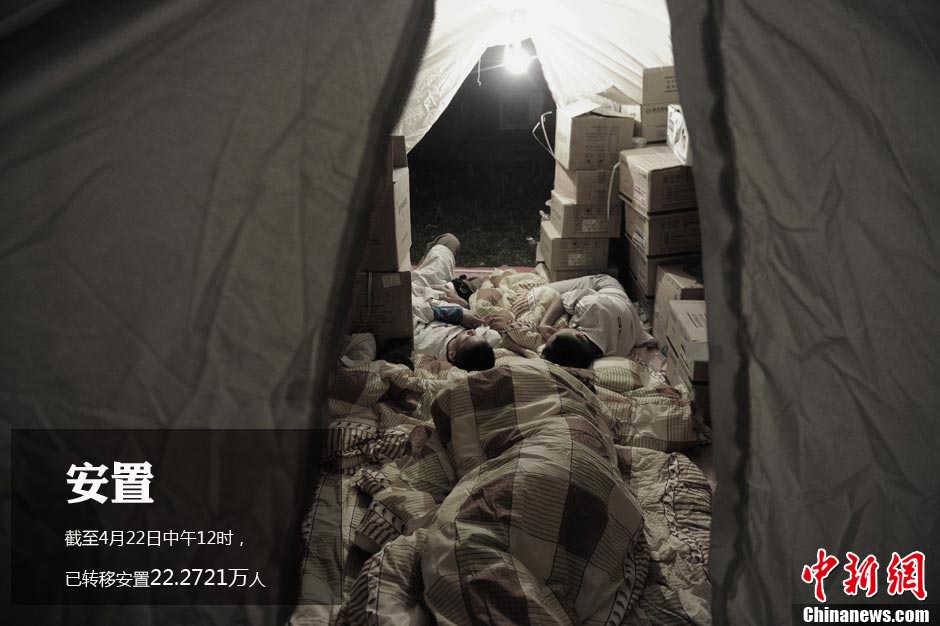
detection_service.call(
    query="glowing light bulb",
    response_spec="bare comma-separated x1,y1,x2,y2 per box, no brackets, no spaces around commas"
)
503,42,531,75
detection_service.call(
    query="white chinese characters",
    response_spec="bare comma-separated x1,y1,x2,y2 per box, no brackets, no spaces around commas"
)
67,462,154,504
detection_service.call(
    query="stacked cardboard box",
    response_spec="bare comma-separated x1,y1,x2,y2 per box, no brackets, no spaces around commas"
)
536,101,634,282
620,144,701,298
352,136,414,347
665,300,709,420
653,265,704,348
620,66,680,144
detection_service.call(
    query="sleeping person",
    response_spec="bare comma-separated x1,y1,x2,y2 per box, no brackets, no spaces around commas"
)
537,274,653,368
411,234,497,372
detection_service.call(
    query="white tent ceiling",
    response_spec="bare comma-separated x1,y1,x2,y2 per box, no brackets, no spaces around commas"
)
397,0,675,149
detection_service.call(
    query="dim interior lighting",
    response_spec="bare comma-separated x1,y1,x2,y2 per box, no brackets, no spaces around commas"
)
503,42,532,75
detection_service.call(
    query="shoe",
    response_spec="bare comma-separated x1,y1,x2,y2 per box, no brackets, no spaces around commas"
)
418,233,460,265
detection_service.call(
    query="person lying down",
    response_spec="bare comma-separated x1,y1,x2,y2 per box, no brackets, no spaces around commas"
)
535,274,654,369
410,232,653,372
410,234,498,372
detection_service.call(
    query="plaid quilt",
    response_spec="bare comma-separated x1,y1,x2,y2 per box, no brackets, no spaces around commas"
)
292,355,712,626
417,359,650,625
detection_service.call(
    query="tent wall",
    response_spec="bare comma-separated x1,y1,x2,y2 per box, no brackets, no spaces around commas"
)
0,0,432,623
669,0,940,622
398,0,675,149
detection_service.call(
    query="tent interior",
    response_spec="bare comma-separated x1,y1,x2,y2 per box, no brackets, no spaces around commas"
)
1,0,938,625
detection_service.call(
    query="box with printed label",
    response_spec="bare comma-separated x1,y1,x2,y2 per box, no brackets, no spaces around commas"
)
618,146,667,199
624,201,701,256
666,299,708,382
653,264,704,348
362,136,412,271
641,66,679,104
550,191,621,238
537,245,596,282
539,221,609,271
625,146,696,214
629,243,700,298
622,102,671,143
351,268,413,346
553,163,618,211
554,100,635,171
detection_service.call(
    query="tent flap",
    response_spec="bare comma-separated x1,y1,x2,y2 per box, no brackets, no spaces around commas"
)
669,0,940,622
0,0,433,622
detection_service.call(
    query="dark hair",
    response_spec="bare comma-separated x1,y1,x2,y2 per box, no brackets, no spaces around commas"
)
542,333,595,369
452,340,495,372
451,277,473,301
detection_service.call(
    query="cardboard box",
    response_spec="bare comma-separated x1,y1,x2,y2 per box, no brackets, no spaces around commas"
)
667,334,707,386
553,163,618,211
665,337,688,387
622,103,670,143
386,135,407,171
351,268,413,346
666,300,708,382
363,136,411,271
539,221,609,271
537,245,595,282
617,67,679,142
554,100,635,170
550,191,622,238
534,261,551,281
362,167,411,271
629,244,700,297
624,202,701,256
623,271,654,323
653,264,704,347
665,337,709,421
625,146,696,214
641,66,679,105
666,104,692,166
692,383,710,423
547,266,596,282
618,146,668,199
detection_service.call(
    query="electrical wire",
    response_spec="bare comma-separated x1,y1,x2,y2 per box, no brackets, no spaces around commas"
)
606,162,620,221
531,111,554,158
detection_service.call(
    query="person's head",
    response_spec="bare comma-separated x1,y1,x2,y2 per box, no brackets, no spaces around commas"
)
541,329,596,369
450,276,474,302
447,331,495,372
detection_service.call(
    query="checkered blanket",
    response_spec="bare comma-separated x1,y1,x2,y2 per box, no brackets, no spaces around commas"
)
475,269,707,452
291,355,711,625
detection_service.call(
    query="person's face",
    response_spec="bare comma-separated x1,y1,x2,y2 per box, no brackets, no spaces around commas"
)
447,330,484,363
544,328,593,353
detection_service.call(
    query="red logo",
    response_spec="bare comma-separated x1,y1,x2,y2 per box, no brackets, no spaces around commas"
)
843,552,879,597
887,551,927,601
802,549,840,602
802,550,927,602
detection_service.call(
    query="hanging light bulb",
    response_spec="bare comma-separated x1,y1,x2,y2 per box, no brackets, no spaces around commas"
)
503,41,531,75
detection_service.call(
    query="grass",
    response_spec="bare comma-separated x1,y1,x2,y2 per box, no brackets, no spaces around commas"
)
408,149,554,267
